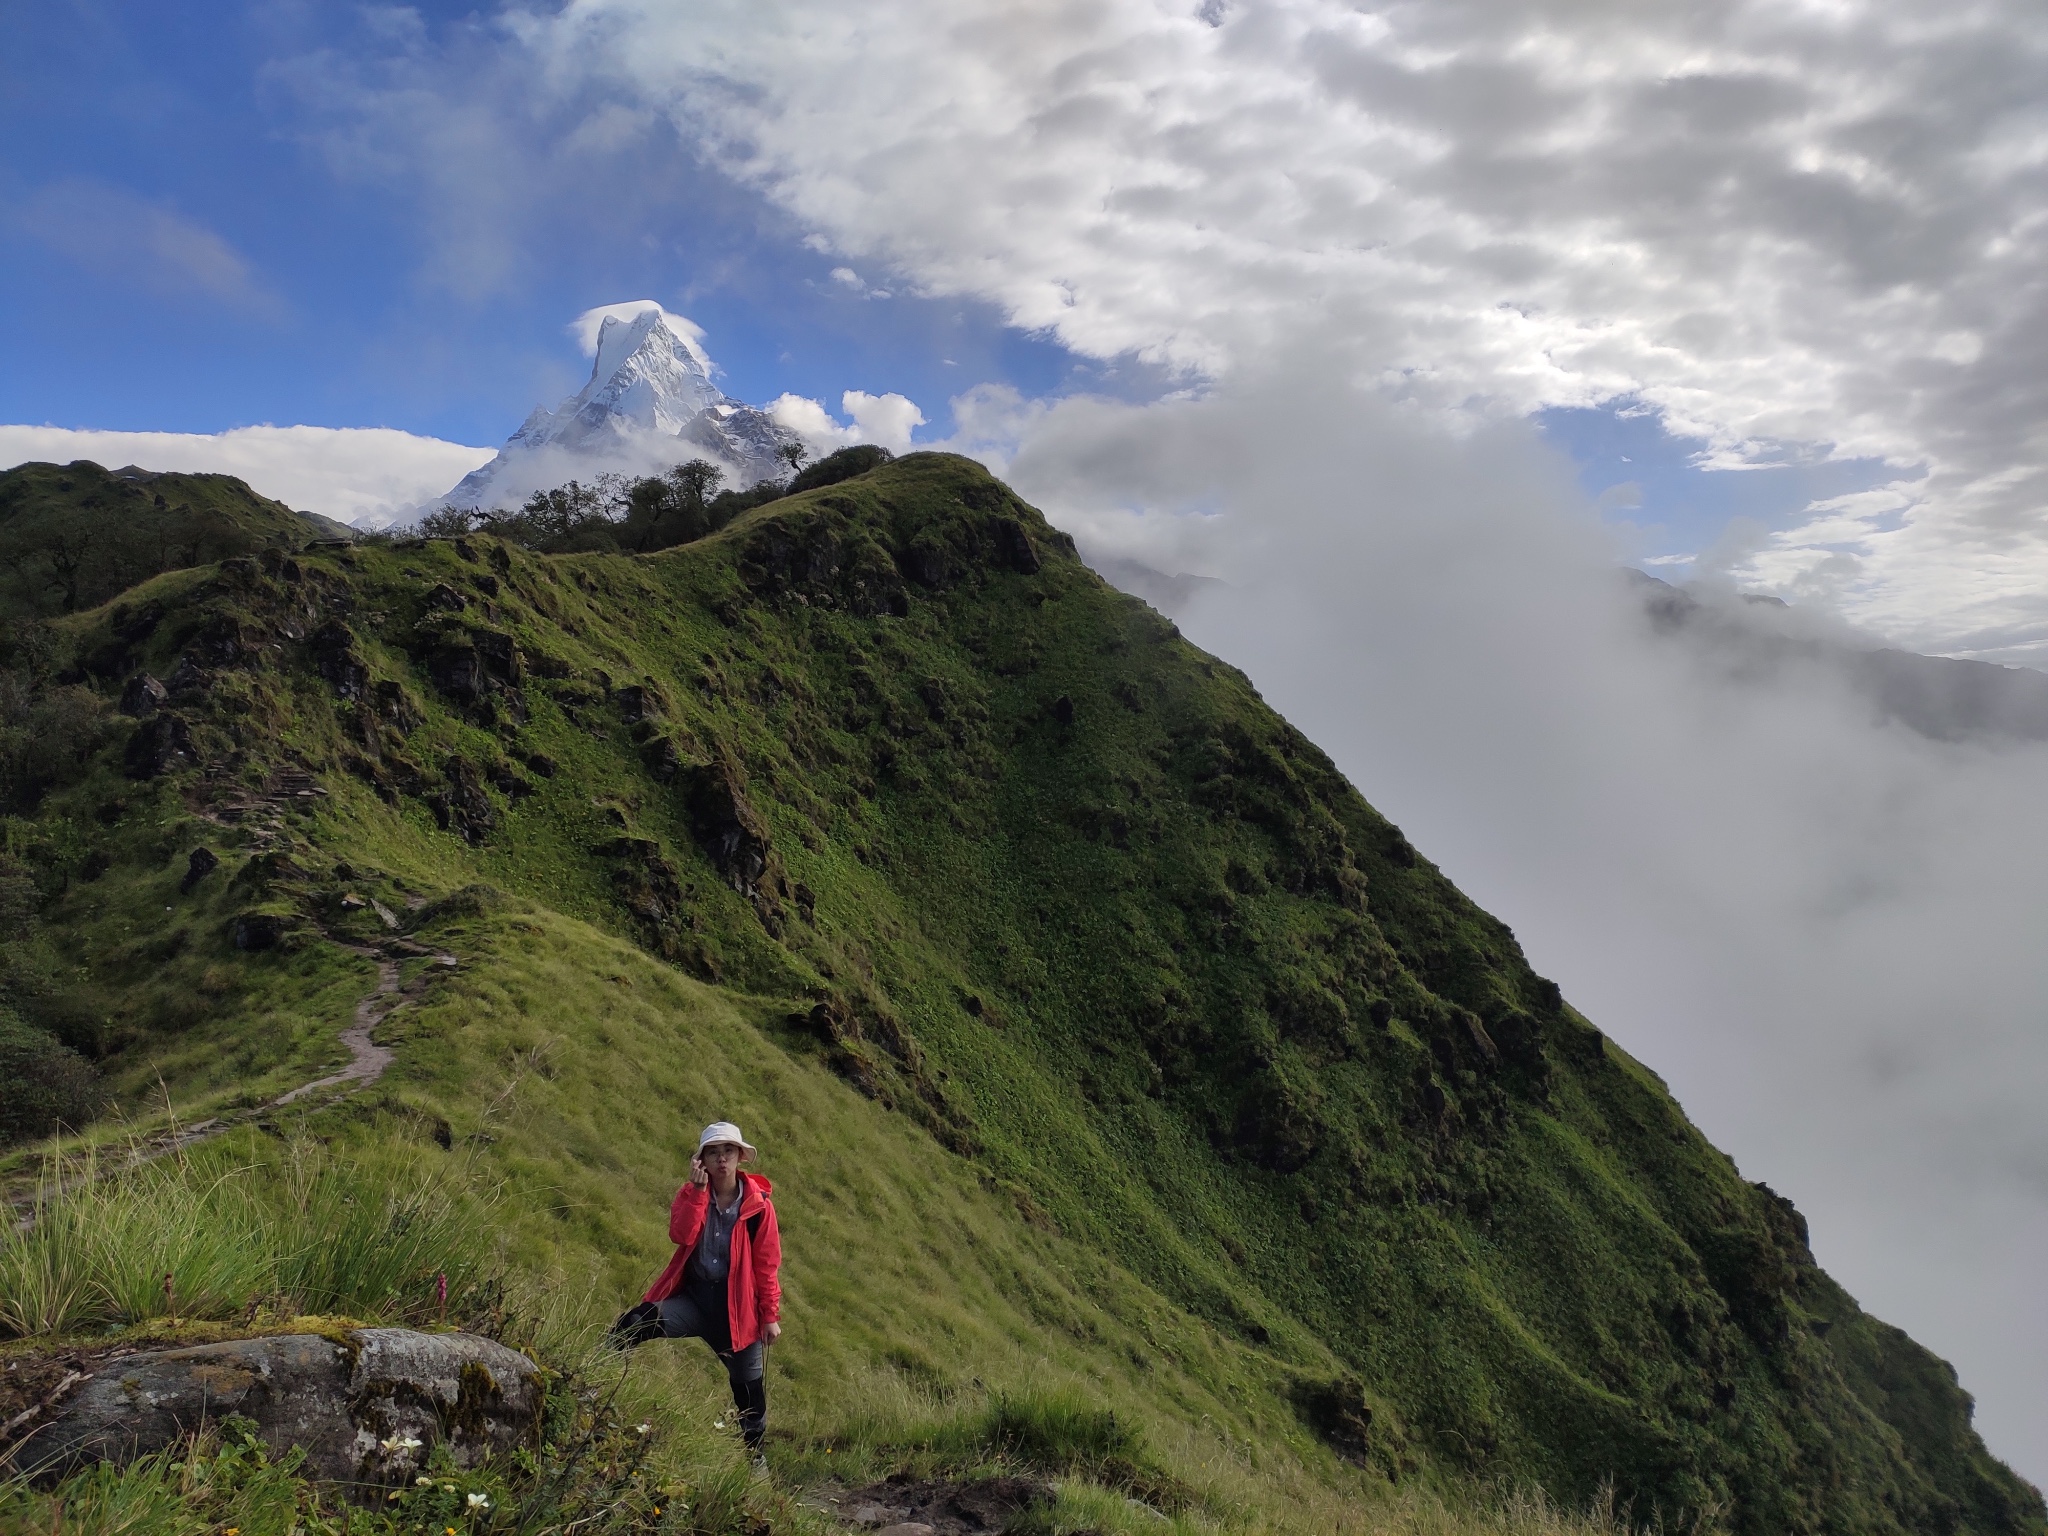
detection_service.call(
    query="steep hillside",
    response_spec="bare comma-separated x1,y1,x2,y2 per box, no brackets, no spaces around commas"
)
0,459,355,622
1,453,2036,1534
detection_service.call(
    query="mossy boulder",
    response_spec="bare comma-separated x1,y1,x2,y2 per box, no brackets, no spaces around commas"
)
9,1329,540,1498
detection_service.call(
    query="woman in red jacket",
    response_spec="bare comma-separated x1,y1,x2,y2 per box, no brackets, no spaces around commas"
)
610,1121,783,1458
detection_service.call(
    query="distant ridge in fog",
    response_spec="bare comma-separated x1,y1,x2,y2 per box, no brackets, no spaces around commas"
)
1632,570,2048,745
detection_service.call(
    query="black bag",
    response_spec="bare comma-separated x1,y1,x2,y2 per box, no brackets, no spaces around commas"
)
606,1300,663,1349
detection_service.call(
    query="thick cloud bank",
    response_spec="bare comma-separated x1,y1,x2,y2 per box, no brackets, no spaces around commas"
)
0,424,492,527
992,361,2048,1478
537,0,2048,664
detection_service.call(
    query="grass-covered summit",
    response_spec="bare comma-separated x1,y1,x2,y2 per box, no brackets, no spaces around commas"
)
0,458,356,623
2,450,2036,1534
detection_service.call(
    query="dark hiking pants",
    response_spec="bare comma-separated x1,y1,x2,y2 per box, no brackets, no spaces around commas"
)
609,1278,767,1448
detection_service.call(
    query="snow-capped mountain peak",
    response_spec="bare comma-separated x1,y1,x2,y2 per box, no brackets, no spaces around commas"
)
443,302,796,511
580,308,723,431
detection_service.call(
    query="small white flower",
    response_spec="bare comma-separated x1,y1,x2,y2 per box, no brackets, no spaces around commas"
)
441,1483,456,1493
467,1492,491,1510
416,1476,434,1487
380,1434,425,1454
713,1419,726,1430
636,1423,651,1435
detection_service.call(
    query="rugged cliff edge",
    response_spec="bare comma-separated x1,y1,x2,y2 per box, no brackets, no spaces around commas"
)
2,452,2036,1533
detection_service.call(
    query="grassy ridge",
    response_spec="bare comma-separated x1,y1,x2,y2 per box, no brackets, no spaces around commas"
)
0,459,354,622
1,452,2036,1533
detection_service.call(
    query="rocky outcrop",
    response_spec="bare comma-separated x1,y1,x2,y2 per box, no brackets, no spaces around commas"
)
118,672,167,718
818,1475,1055,1535
179,848,219,894
425,641,484,706
429,755,498,844
231,912,287,950
683,754,785,928
123,713,195,779
310,620,369,700
8,1329,541,1499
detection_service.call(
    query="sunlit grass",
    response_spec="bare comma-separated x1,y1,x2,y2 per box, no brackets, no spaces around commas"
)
0,1138,482,1338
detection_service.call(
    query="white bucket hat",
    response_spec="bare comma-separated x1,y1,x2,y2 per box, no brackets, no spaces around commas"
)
696,1120,758,1159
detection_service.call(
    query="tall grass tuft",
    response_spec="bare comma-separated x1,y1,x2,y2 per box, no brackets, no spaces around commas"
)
0,1172,97,1337
0,1137,485,1338
977,1389,1142,1470
268,1138,477,1319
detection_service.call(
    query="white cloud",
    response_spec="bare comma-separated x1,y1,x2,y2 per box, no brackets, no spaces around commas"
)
841,390,924,452
528,0,2048,659
765,389,926,455
0,424,493,527
569,300,711,368
827,266,892,299
763,393,845,452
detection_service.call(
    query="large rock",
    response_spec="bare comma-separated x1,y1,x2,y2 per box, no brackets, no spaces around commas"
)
9,1329,541,1498
683,755,776,899
425,642,484,705
310,620,369,700
118,672,168,718
123,713,195,779
232,911,287,950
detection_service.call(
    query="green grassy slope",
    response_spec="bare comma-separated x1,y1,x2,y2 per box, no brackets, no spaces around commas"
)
2,452,2036,1534
0,459,354,622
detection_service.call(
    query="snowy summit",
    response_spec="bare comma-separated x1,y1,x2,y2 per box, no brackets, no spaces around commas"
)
443,303,799,511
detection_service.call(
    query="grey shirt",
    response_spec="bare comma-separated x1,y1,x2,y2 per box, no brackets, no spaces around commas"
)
688,1182,745,1283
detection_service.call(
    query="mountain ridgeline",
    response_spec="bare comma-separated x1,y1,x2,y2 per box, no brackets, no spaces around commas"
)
1,452,2036,1533
0,460,355,622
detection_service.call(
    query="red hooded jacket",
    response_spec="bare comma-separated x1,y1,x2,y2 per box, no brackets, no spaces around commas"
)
641,1172,782,1351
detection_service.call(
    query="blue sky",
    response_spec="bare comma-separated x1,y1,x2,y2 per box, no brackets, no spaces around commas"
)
1538,407,1899,577
0,3,1114,448
0,0,1832,578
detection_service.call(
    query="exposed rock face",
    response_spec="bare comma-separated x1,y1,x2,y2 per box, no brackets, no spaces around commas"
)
419,630,523,727
123,713,195,779
612,683,658,724
189,613,247,668
118,672,168,718
683,756,776,901
232,912,286,950
437,756,499,843
426,642,483,706
310,620,369,700
9,1330,541,1499
472,630,522,688
819,1475,1055,1535
993,517,1042,575
179,847,219,894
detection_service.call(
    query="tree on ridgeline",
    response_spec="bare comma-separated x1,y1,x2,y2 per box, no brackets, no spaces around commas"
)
419,458,795,557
